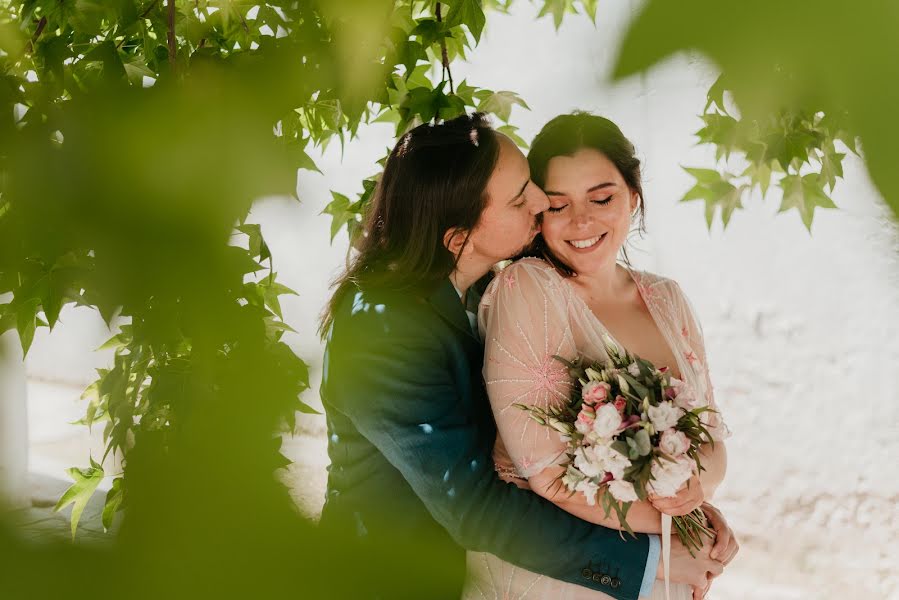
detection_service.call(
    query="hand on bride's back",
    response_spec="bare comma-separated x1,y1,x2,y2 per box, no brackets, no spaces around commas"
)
648,474,705,516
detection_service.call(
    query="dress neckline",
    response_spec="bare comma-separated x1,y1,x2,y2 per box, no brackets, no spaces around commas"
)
560,266,684,381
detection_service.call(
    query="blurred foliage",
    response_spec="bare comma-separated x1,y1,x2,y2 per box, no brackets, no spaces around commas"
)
2,0,894,595
613,0,898,230
0,0,596,597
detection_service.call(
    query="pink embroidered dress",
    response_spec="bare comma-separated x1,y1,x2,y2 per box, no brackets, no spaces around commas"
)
461,258,729,600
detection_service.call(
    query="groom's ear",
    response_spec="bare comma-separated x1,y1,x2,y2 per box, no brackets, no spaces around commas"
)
443,227,473,258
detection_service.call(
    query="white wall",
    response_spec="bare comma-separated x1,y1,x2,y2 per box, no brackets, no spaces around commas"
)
0,328,29,509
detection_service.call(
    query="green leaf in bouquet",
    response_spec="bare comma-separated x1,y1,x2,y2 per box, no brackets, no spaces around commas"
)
626,428,652,459
611,440,630,458
527,414,547,426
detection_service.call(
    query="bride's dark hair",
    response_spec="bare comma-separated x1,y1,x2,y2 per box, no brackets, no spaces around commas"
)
523,111,646,276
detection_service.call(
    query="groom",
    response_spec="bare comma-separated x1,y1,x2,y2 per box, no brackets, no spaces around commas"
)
319,114,734,599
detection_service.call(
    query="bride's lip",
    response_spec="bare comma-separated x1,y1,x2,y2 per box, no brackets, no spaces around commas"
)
566,233,608,252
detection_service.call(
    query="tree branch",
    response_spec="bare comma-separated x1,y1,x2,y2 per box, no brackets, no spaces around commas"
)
435,3,454,95
166,0,177,71
24,16,47,54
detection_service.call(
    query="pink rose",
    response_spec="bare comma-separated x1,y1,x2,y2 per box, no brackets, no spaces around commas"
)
582,381,612,405
613,395,627,413
575,405,596,434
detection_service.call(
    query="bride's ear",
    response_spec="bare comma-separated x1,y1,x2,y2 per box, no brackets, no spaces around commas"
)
629,189,641,216
443,227,474,259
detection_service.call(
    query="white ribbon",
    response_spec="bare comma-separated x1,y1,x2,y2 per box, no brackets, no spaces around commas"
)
661,513,672,600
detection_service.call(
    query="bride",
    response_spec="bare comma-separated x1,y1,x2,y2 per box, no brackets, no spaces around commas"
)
464,113,733,600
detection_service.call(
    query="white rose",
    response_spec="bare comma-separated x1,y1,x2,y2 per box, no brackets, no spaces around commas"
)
591,442,632,481
659,429,690,457
592,403,623,439
649,456,694,497
562,466,585,491
573,447,604,479
575,479,600,505
607,479,639,503
647,401,683,431
627,362,641,377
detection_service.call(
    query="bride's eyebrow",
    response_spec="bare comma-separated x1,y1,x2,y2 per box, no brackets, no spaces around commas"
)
586,182,616,193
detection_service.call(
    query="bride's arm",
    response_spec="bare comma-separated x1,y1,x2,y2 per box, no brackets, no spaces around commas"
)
528,466,664,534
697,441,727,500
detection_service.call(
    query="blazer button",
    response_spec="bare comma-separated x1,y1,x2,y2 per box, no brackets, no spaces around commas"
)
592,573,603,583
581,568,593,579
611,578,621,589
600,575,612,586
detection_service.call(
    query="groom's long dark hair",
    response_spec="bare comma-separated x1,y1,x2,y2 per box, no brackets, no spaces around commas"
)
320,113,500,337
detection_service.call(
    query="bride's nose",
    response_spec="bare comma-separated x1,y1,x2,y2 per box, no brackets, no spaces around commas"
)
572,205,594,228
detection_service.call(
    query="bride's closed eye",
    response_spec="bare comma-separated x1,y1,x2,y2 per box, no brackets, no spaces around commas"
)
546,195,613,213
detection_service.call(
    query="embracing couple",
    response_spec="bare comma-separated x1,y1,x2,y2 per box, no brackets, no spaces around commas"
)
318,112,738,600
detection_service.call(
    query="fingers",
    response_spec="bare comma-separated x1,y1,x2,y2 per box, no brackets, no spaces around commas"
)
704,558,724,578
709,524,730,561
720,536,740,566
691,578,712,600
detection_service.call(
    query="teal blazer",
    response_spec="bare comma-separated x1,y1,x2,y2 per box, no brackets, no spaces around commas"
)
320,278,649,599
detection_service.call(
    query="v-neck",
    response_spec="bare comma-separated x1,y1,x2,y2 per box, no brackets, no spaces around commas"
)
562,267,684,381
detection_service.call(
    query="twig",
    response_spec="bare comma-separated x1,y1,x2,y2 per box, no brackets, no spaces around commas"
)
166,0,176,71
435,3,454,95
24,16,47,54
139,0,160,20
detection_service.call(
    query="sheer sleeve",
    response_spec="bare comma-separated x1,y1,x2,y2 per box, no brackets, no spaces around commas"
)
673,281,731,442
478,259,577,479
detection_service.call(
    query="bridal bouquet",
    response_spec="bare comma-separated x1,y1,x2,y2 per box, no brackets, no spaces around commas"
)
516,340,717,554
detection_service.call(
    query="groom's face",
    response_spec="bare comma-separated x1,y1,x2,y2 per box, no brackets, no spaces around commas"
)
467,134,549,262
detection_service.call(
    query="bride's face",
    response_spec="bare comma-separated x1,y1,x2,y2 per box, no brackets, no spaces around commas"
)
539,147,638,276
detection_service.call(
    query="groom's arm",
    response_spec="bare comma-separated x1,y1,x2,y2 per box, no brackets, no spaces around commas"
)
326,305,653,600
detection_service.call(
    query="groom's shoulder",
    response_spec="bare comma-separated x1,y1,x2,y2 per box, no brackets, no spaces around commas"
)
331,283,439,339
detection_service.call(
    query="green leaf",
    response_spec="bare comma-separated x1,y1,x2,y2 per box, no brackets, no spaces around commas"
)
742,161,773,198
321,191,363,242
496,124,529,148
15,298,41,358
54,463,105,539
680,167,744,228
101,477,124,532
819,145,845,192
537,0,572,30
475,90,530,123
779,173,837,232
704,74,728,113
444,0,487,43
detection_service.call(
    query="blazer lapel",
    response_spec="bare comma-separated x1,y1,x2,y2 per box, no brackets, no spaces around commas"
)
427,279,479,343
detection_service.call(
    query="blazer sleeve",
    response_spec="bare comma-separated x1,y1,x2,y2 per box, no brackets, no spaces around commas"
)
325,294,650,600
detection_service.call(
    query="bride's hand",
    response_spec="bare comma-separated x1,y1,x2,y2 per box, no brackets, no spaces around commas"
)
648,474,705,516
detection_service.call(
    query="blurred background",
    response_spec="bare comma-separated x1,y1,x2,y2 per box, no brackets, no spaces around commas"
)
2,1,898,598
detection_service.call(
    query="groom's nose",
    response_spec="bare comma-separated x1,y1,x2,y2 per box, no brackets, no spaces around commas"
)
529,185,550,215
